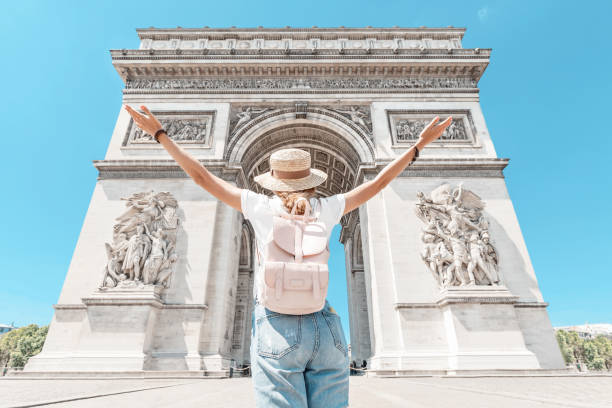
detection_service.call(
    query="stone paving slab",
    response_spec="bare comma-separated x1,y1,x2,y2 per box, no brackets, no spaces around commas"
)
0,379,196,408
1,376,610,408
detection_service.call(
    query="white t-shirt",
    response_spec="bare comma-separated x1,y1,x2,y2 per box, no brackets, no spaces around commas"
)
240,189,346,302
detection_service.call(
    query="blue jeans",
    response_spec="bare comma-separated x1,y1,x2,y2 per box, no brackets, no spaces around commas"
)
250,298,350,407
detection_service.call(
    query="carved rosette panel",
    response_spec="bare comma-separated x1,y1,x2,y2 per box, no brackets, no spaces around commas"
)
415,184,501,288
388,110,477,146
123,111,215,146
126,77,477,91
99,190,180,290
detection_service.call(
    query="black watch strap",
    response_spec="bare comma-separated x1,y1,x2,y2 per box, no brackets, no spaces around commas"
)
409,145,420,166
154,128,167,143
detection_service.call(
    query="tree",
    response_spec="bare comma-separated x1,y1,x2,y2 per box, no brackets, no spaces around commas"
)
0,324,48,371
593,335,612,370
555,330,612,371
555,330,576,365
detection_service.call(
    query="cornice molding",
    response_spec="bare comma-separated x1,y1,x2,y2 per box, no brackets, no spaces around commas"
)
111,51,490,84
92,159,244,183
366,158,509,178
111,49,489,59
92,158,508,181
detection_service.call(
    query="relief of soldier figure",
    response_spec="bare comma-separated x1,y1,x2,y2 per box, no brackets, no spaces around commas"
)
99,190,180,290
397,118,467,141
416,183,500,288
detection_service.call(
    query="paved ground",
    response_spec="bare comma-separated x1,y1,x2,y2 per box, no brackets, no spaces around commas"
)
1,375,611,408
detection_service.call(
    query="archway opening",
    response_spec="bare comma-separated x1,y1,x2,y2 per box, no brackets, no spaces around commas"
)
230,122,373,366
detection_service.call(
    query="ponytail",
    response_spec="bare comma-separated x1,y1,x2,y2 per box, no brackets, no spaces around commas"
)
274,187,316,215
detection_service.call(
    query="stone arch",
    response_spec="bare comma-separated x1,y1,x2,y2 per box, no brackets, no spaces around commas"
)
226,107,376,171
228,116,374,204
229,114,373,364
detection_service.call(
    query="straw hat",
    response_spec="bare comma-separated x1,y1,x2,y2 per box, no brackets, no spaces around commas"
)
253,148,327,192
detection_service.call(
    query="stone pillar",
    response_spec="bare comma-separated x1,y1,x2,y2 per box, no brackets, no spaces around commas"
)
230,224,255,366
343,223,372,364
358,187,405,370
344,236,358,362
198,200,243,372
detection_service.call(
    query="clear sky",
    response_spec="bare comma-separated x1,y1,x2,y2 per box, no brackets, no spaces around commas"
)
1,1,611,340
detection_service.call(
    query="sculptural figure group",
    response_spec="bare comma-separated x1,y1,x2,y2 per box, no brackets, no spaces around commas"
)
99,190,180,290
416,184,500,288
397,119,467,141
131,118,208,143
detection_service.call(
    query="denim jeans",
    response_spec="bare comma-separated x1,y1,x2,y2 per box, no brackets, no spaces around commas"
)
250,298,350,407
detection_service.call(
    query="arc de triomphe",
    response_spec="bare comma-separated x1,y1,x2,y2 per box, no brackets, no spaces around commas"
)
25,26,565,376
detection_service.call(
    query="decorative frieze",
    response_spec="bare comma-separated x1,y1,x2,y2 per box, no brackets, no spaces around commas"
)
99,190,180,291
123,110,215,147
125,77,477,91
387,109,476,147
142,37,463,52
415,183,501,288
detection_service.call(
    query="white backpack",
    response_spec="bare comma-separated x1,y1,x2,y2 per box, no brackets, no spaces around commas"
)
256,197,330,315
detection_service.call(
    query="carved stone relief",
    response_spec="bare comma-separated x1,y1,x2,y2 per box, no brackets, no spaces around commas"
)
126,77,477,91
388,110,476,146
396,118,467,141
415,184,500,288
328,106,372,134
123,111,215,146
99,190,180,290
229,106,274,134
143,37,463,52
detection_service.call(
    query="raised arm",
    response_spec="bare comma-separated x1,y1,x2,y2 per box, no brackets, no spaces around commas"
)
124,105,243,212
342,116,452,216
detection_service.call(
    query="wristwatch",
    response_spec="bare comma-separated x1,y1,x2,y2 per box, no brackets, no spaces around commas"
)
409,145,420,165
153,128,167,143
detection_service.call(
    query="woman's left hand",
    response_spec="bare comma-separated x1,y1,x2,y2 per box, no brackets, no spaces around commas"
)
124,105,163,136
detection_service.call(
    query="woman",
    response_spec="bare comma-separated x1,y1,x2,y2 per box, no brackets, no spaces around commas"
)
124,104,451,407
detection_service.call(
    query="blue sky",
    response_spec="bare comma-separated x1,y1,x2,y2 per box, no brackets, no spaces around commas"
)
1,1,610,340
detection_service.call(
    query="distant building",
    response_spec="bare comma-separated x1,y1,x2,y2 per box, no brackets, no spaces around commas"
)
0,324,17,336
554,323,612,339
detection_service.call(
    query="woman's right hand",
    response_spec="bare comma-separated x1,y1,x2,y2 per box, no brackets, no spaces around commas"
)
124,105,164,136
416,116,453,149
